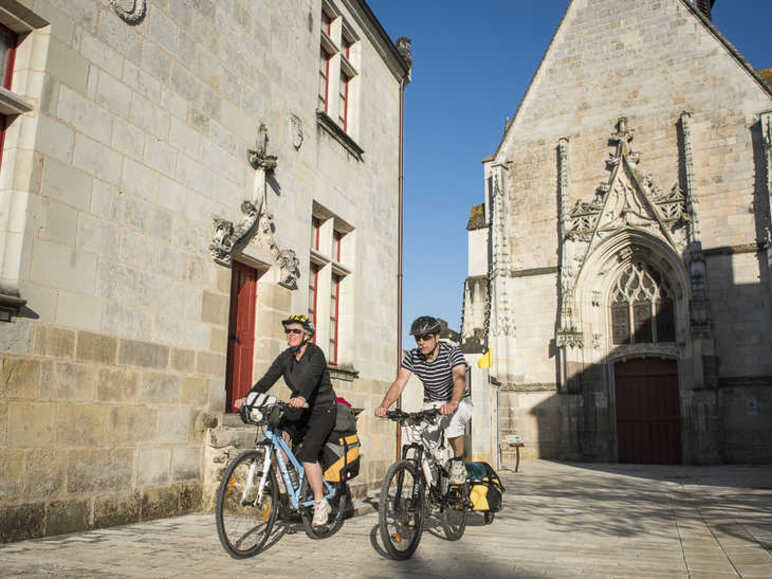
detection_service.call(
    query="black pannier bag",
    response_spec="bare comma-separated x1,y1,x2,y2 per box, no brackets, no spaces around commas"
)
465,462,505,512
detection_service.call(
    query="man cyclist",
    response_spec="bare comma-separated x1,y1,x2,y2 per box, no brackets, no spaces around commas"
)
234,313,336,527
375,315,471,484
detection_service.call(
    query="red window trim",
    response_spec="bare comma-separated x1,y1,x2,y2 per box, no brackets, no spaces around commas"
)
309,263,319,344
333,230,342,262
338,73,348,131
319,50,330,112
0,23,18,173
329,275,340,365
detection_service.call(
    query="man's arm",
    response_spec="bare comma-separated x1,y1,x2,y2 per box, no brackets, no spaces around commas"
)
440,364,467,415
374,366,412,417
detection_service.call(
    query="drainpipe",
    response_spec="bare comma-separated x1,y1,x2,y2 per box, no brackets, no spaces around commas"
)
396,74,406,461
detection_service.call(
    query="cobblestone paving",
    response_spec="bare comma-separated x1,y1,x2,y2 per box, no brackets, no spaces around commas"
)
2,460,771,578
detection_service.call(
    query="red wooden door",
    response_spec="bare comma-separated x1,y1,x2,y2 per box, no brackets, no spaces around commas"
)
614,358,681,464
225,261,257,412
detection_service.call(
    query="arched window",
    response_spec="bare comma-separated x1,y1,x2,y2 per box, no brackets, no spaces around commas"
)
610,261,675,345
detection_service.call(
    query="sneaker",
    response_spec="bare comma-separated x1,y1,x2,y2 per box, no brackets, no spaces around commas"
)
448,459,466,485
312,498,331,527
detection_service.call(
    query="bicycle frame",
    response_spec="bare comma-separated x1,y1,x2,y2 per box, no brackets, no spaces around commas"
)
255,425,336,510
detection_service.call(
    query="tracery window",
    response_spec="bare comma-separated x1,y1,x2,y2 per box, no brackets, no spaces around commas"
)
610,261,675,345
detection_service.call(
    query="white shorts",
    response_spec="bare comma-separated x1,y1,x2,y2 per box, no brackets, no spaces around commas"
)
423,398,473,439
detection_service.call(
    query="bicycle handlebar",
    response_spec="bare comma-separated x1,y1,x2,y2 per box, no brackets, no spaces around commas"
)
383,408,441,424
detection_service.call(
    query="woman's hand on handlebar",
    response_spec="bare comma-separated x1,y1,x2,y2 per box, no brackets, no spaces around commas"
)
289,396,308,408
233,397,246,410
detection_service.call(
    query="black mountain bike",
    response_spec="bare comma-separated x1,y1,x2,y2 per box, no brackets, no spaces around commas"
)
378,408,470,560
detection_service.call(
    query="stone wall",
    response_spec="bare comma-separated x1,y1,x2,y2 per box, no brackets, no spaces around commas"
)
1,0,407,541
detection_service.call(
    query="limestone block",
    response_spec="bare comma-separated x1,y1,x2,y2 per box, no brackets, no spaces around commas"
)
0,502,45,542
121,230,155,269
104,302,152,340
1,358,40,400
172,445,201,481
34,326,75,359
93,490,142,528
56,291,102,332
130,91,170,140
49,361,97,402
46,499,90,536
208,377,226,411
144,136,177,178
215,265,230,293
97,368,139,404
98,8,142,63
158,407,190,443
171,349,195,373
142,41,172,82
38,200,77,246
169,117,202,161
121,157,160,203
258,282,292,313
73,133,122,185
181,376,208,406
35,115,74,164
91,179,118,220
77,213,120,259
23,448,65,498
104,404,158,444
55,404,106,447
140,372,181,404
196,352,225,377
256,307,288,337
57,84,113,144
201,291,228,325
209,328,227,352
81,33,123,78
118,339,169,369
94,67,131,119
0,449,24,499
76,331,117,364
0,321,34,355
112,117,144,160
141,485,180,520
31,239,97,295
137,446,171,487
179,481,202,513
41,156,92,212
8,402,55,447
0,402,6,445
48,37,89,94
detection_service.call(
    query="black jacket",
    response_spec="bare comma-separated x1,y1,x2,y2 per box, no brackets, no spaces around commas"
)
250,343,336,409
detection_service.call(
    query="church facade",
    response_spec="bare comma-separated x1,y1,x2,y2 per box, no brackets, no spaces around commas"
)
462,0,772,466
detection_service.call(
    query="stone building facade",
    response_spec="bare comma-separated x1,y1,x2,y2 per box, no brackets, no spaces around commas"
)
462,0,772,467
0,0,410,541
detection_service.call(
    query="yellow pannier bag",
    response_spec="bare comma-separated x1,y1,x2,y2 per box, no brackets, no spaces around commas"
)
465,462,504,512
322,433,361,483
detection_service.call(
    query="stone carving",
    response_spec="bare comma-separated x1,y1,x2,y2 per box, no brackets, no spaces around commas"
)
209,201,260,265
109,0,147,24
489,169,514,337
257,211,301,290
396,37,413,71
248,123,278,171
290,114,303,151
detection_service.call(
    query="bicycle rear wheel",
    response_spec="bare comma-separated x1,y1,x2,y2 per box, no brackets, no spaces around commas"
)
215,450,278,558
378,460,425,560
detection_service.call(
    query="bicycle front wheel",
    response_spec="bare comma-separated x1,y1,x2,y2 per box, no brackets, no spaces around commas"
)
215,450,278,558
378,460,425,560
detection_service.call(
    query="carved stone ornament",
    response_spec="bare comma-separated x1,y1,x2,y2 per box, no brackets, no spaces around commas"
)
248,123,278,171
257,211,301,290
290,114,304,151
396,37,413,71
209,201,260,265
109,0,147,24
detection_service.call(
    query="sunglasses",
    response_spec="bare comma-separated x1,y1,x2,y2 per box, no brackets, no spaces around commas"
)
284,328,303,335
415,334,434,343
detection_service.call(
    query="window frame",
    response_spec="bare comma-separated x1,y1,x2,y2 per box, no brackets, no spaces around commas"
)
0,22,18,172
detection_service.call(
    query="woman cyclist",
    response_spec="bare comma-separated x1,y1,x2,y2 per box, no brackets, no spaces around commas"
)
234,313,337,527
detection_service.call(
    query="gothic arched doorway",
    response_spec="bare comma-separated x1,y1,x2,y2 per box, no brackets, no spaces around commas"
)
614,357,681,464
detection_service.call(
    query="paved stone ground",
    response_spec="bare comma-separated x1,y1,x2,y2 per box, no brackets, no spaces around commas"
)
2,460,771,578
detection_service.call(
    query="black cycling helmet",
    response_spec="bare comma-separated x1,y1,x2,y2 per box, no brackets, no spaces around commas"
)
409,315,441,336
281,313,315,336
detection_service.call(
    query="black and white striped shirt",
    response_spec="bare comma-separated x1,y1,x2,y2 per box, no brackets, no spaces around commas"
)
402,341,470,402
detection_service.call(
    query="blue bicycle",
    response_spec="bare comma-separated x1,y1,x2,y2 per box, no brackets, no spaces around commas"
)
215,400,351,558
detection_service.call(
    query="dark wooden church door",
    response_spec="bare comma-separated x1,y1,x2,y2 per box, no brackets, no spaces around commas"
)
614,357,681,464
225,261,257,412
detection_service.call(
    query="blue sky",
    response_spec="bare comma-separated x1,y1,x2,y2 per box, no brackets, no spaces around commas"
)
367,0,772,346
